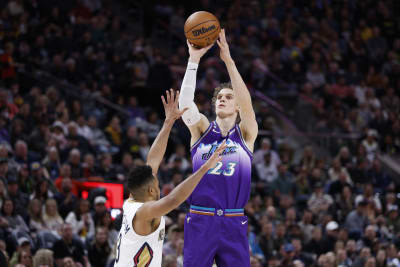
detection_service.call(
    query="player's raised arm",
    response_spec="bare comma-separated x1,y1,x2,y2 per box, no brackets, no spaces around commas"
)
178,41,213,144
217,29,258,149
137,141,227,221
146,89,187,176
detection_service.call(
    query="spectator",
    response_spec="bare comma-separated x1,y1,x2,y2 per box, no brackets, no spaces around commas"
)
167,144,190,173
32,249,54,267
259,222,274,258
306,63,326,89
30,179,53,202
52,223,85,266
357,225,378,251
298,210,314,243
54,164,79,196
65,198,94,242
345,200,369,240
361,129,379,162
82,153,96,179
138,132,150,161
42,146,61,180
96,211,118,248
105,116,122,147
68,149,82,179
88,227,111,267
55,177,78,219
87,116,110,154
255,151,278,184
120,126,140,158
16,249,32,267
307,182,334,215
271,164,295,196
7,174,29,218
320,221,339,254
27,198,46,232
163,225,183,257
91,196,107,226
1,198,29,232
304,226,324,256
9,237,31,267
42,198,63,235
96,153,117,180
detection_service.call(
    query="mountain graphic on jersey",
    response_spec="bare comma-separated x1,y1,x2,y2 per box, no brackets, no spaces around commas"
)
199,140,238,160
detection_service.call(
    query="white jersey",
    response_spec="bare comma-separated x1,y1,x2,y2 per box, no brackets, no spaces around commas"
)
114,199,165,267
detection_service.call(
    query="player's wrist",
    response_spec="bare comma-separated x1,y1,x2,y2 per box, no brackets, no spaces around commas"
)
200,162,214,172
224,58,235,66
164,118,175,126
188,56,200,64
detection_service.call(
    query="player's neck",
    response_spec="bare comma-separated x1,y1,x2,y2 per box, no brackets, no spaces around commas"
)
216,115,236,136
129,194,152,203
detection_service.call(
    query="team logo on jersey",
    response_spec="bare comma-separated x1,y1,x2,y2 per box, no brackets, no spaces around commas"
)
134,242,153,267
201,141,237,160
158,228,165,241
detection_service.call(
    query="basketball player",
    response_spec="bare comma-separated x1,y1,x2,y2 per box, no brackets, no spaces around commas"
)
114,89,226,267
178,29,258,266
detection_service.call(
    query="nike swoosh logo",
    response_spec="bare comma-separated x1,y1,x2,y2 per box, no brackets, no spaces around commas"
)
241,221,247,225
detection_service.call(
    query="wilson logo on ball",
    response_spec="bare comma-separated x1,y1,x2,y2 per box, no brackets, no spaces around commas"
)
192,25,216,37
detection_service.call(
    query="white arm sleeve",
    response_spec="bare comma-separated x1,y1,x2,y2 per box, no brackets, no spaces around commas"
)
178,61,201,126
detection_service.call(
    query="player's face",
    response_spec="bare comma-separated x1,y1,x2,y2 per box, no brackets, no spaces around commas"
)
215,88,239,118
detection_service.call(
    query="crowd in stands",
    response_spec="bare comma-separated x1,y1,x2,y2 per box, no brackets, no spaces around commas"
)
0,0,400,266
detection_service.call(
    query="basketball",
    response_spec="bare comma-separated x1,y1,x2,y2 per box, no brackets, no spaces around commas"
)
184,11,221,48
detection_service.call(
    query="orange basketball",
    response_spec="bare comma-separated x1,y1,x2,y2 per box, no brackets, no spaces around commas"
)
184,11,221,48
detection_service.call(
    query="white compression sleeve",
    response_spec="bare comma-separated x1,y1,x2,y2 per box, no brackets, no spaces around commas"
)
179,61,201,126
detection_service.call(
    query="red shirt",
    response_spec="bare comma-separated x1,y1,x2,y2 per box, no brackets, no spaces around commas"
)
0,53,16,79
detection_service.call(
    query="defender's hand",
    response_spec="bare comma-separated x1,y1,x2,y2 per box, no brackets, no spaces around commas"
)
203,140,227,170
161,89,188,122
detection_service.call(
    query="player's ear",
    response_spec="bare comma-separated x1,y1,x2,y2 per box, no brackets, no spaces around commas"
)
147,184,154,195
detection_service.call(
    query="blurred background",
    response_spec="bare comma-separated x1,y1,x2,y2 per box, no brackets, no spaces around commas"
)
0,0,400,266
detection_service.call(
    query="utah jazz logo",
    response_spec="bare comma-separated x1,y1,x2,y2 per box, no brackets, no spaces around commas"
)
201,142,237,160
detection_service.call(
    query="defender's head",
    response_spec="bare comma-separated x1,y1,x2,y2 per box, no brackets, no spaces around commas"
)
212,82,239,119
127,165,160,201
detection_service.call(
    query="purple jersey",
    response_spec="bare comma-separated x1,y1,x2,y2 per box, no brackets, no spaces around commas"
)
189,121,253,209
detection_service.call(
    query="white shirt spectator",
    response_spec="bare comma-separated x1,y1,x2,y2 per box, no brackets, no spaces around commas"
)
362,130,379,162
253,138,280,166
256,157,278,183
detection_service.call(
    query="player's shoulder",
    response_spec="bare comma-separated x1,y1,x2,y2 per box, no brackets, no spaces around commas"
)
123,199,143,212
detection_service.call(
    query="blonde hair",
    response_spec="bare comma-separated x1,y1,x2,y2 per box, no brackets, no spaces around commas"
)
33,249,53,267
44,198,61,218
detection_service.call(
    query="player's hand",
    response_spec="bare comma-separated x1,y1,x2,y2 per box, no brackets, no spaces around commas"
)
161,89,188,122
216,29,233,64
203,140,227,170
187,40,214,64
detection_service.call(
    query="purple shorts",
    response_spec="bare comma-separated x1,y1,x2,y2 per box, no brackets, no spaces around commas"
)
183,206,250,267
